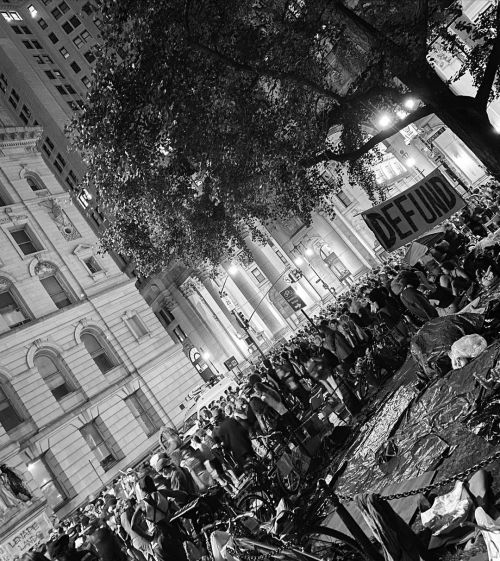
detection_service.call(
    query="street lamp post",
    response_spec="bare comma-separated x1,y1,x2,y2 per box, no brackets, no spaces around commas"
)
293,246,336,297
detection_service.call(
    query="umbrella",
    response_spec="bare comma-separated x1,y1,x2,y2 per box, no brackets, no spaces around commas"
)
413,226,446,247
404,241,429,266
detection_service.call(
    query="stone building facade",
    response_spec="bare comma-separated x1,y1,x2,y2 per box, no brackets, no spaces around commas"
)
0,104,200,554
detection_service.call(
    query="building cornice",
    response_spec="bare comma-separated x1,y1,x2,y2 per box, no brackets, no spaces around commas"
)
0,126,43,154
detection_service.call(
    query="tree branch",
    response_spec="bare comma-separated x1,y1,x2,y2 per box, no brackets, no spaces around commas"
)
475,0,500,108
188,41,343,103
301,104,433,167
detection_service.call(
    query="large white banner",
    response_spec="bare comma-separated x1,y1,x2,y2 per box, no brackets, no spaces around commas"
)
0,511,52,561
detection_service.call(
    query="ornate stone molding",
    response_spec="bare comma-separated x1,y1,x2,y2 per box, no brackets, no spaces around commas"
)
40,199,81,240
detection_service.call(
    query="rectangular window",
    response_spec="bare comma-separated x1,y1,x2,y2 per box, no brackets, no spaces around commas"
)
69,15,81,28
38,18,48,29
43,55,53,63
82,2,94,15
61,21,72,34
41,0,52,4
48,31,58,43
129,314,148,338
73,36,83,49
81,75,91,88
42,136,54,157
274,249,288,265
8,89,20,109
0,73,8,92
80,30,91,41
0,387,23,431
250,267,266,283
21,25,32,34
28,5,38,18
172,325,186,343
157,307,175,327
83,50,96,64
22,40,34,49
67,100,79,111
93,17,102,29
1,11,23,22
20,104,31,125
336,190,352,208
12,25,23,34
53,69,64,79
58,1,69,14
0,193,7,207
65,84,76,94
32,40,42,49
80,422,116,471
70,61,81,73
10,226,40,255
45,70,55,79
125,391,159,436
41,275,71,308
28,456,66,509
83,256,101,274
0,290,30,329
34,55,44,64
59,46,69,58
55,84,66,95
54,153,66,172
51,6,62,19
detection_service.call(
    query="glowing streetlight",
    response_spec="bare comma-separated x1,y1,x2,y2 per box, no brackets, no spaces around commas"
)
406,157,416,167
404,98,417,110
228,264,238,276
396,110,407,120
202,351,210,361
378,114,392,128
294,256,304,266
304,247,314,257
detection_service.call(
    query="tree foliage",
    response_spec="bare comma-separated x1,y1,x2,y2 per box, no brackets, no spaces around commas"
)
71,0,500,275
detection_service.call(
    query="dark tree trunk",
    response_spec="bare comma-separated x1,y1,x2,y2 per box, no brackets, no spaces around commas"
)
402,65,500,179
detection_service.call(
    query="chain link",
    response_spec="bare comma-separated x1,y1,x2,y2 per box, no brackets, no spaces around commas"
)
336,448,500,503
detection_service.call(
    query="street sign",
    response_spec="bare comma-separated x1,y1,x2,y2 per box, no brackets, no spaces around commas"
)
224,356,238,371
280,287,306,311
361,169,465,252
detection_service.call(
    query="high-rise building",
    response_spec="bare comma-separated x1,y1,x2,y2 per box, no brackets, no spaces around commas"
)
0,96,200,556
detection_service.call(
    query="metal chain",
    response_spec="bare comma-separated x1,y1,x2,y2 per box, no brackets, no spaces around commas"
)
336,448,500,503
226,544,291,561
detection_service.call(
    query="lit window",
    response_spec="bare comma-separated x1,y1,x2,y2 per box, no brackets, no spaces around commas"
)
1,11,23,22
34,353,71,400
28,5,38,18
81,30,91,41
80,421,116,470
53,69,64,78
10,226,41,255
82,332,115,373
0,386,23,431
125,390,159,436
59,46,69,58
173,325,186,343
73,36,83,48
48,31,58,43
28,456,66,509
38,18,48,29
70,61,81,73
250,267,266,283
40,275,72,309
0,281,30,329
81,75,91,88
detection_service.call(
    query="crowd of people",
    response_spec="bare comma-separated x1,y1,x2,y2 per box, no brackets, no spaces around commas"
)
21,190,500,561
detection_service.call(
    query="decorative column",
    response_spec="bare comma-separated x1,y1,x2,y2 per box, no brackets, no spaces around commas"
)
221,261,286,337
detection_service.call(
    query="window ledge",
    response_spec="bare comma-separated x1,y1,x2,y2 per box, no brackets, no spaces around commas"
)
7,420,37,442
21,249,47,261
59,390,86,412
89,270,107,281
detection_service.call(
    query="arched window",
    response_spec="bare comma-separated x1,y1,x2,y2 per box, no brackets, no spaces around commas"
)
0,277,30,330
26,175,45,192
0,382,24,432
82,332,116,374
33,353,72,401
